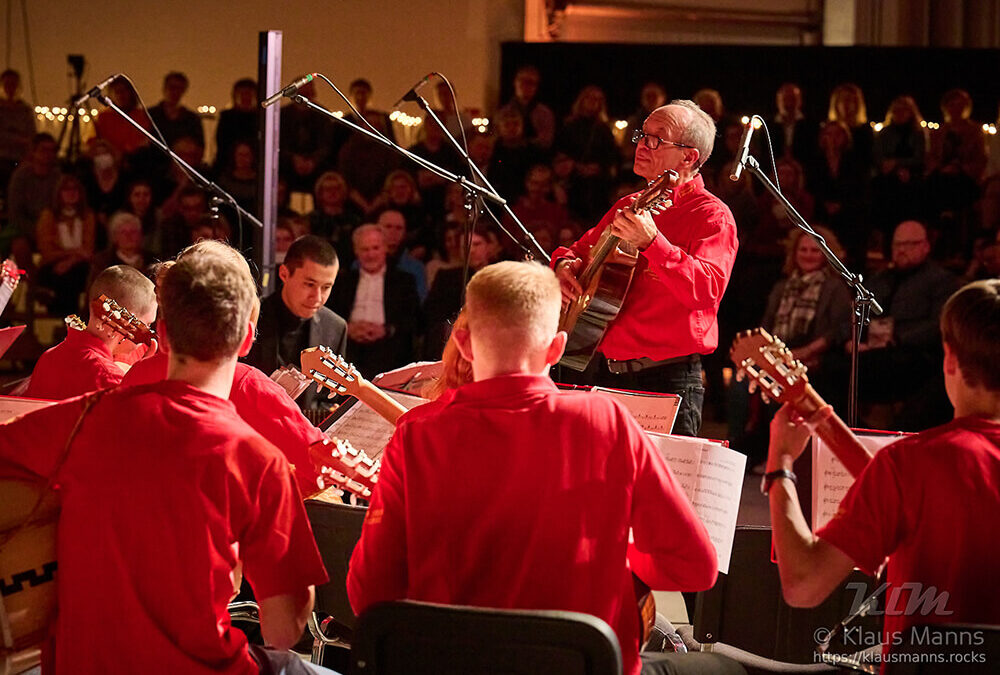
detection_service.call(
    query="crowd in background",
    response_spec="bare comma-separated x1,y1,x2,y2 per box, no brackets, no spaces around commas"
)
2,64,999,445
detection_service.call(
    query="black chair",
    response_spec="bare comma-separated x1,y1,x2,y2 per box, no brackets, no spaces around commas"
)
350,600,623,675
885,623,1000,674
687,526,883,674
304,498,368,670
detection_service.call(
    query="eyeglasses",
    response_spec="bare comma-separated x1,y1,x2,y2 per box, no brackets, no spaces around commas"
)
631,128,695,150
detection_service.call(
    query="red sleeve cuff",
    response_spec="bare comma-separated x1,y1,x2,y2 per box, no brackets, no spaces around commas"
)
641,231,681,267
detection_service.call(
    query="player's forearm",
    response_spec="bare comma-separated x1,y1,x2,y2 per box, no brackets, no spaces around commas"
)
768,477,830,607
259,586,314,650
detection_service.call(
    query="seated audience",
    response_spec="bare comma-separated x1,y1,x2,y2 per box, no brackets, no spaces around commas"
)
495,65,556,150
245,235,347,412
376,208,427,301
366,170,429,257
148,71,205,149
3,132,60,270
509,164,569,256
489,107,546,205
557,85,619,222
26,265,155,399
308,170,363,264
0,68,35,193
94,78,152,159
1,249,331,674
768,82,817,174
159,185,210,258
86,211,154,288
328,224,420,379
871,95,929,238
425,222,465,290
338,78,401,205
810,120,869,266
347,261,721,675
764,278,1000,663
214,77,258,172
80,139,127,231
215,140,258,212
121,179,161,253
827,83,873,171
279,78,334,193
36,174,98,315
275,222,295,265
422,230,490,358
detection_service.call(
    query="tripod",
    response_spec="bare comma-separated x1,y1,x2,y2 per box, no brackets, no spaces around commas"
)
55,54,85,165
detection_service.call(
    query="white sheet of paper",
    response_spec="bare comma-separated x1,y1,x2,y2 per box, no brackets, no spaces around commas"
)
0,395,55,423
324,390,428,460
648,433,746,573
371,361,443,393
591,386,681,434
811,431,907,531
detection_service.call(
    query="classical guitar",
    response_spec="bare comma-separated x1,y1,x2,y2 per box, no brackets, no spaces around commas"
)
0,259,24,318
300,346,407,425
92,294,158,352
307,437,380,500
558,170,679,371
64,314,86,332
730,328,873,478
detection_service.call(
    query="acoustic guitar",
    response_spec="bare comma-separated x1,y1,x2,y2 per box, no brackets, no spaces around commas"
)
299,346,407,425
729,328,873,478
307,437,380,500
0,259,24,319
92,294,158,352
558,170,679,371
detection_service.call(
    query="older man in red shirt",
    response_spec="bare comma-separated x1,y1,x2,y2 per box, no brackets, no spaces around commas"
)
348,261,721,675
554,99,738,437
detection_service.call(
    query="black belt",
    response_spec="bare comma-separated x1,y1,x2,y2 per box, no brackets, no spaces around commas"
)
606,354,700,375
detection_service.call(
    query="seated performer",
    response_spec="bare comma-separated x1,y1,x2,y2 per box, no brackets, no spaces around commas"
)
26,265,156,400
246,234,347,412
122,241,327,494
347,261,722,675
0,248,332,673
765,279,1000,659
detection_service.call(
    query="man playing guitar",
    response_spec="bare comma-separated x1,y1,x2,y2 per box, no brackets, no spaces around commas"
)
553,100,738,437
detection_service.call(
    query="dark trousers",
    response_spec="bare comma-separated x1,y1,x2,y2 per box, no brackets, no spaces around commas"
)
594,356,705,438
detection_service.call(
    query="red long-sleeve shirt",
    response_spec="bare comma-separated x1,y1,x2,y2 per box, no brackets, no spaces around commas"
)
347,374,717,675
553,174,738,361
121,351,326,494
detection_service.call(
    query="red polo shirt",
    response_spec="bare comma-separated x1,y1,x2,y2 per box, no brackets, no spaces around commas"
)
553,174,738,361
0,381,329,674
121,351,326,494
347,374,717,675
817,416,1000,661
26,328,123,400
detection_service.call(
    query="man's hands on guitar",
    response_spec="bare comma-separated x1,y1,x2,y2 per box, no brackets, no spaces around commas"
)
767,403,834,472
556,258,584,307
609,208,658,251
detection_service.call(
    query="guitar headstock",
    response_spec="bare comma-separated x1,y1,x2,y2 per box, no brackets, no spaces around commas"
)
64,314,86,331
92,294,157,348
729,328,809,405
308,436,380,499
300,345,364,399
1,259,22,292
631,169,679,215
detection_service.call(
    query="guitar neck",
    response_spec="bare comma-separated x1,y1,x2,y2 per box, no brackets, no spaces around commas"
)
580,231,623,288
793,384,873,478
0,285,12,317
354,380,407,426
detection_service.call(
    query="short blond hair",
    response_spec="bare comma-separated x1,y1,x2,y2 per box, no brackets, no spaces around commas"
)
464,261,560,351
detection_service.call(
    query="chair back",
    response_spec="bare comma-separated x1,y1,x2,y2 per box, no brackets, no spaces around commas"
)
305,499,367,633
350,600,623,675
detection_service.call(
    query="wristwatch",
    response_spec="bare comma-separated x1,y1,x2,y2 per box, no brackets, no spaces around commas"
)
761,468,797,496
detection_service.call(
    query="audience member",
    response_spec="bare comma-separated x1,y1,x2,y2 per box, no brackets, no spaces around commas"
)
159,185,209,258
811,120,869,265
245,235,347,412
87,212,154,289
274,222,295,265
827,83,873,171
0,68,35,193
80,138,127,231
858,220,960,430
557,85,619,222
423,230,490,358
495,65,556,150
26,265,155,399
366,170,429,256
489,107,547,205
376,208,427,301
308,170,363,265
279,78,334,193
431,79,473,140
409,119,464,220
467,132,494,177
157,135,209,219
214,78,258,172
36,174,97,315
425,222,465,290
328,224,420,378
769,82,816,173
94,78,152,159
148,71,204,149
215,140,258,212
510,164,570,256
339,78,401,204
121,179,161,253
871,95,929,239
622,82,668,182
4,132,60,266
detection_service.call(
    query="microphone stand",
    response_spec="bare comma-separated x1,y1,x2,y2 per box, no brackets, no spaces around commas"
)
410,93,550,263
740,155,882,427
89,93,264,235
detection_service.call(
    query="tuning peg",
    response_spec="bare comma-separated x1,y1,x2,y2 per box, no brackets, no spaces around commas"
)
761,391,771,404
734,369,745,383
747,380,758,395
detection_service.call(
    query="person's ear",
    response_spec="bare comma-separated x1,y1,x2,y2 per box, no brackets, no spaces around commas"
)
238,319,255,357
686,149,700,167
942,341,959,377
545,331,568,366
453,328,474,364
278,264,290,284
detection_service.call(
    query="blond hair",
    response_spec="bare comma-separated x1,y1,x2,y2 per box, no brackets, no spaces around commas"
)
464,261,560,352
88,265,156,318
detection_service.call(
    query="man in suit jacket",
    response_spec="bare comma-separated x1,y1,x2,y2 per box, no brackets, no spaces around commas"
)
327,224,420,379
245,235,347,412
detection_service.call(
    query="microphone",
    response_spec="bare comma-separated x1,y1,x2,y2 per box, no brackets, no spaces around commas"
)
71,73,120,108
260,73,316,109
393,72,436,108
730,116,759,182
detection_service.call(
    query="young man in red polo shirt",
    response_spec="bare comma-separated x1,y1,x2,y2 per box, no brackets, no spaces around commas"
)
765,279,1000,665
553,99,738,437
0,249,333,674
26,264,156,399
347,261,721,675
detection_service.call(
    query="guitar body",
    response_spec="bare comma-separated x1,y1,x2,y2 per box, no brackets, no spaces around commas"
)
559,259,636,371
0,482,59,674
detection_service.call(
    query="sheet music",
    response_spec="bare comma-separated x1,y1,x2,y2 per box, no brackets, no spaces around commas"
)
591,386,681,434
324,390,428,460
0,395,55,423
648,433,746,573
371,361,443,393
812,431,907,531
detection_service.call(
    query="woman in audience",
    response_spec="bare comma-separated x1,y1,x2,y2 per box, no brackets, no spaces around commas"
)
872,95,929,239
215,141,258,212
80,139,127,233
122,179,161,253
557,85,618,222
36,174,97,315
811,120,869,265
86,211,153,290
827,82,873,171
367,170,429,258
308,170,363,264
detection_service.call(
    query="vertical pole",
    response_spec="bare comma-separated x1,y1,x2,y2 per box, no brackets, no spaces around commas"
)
256,30,281,295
